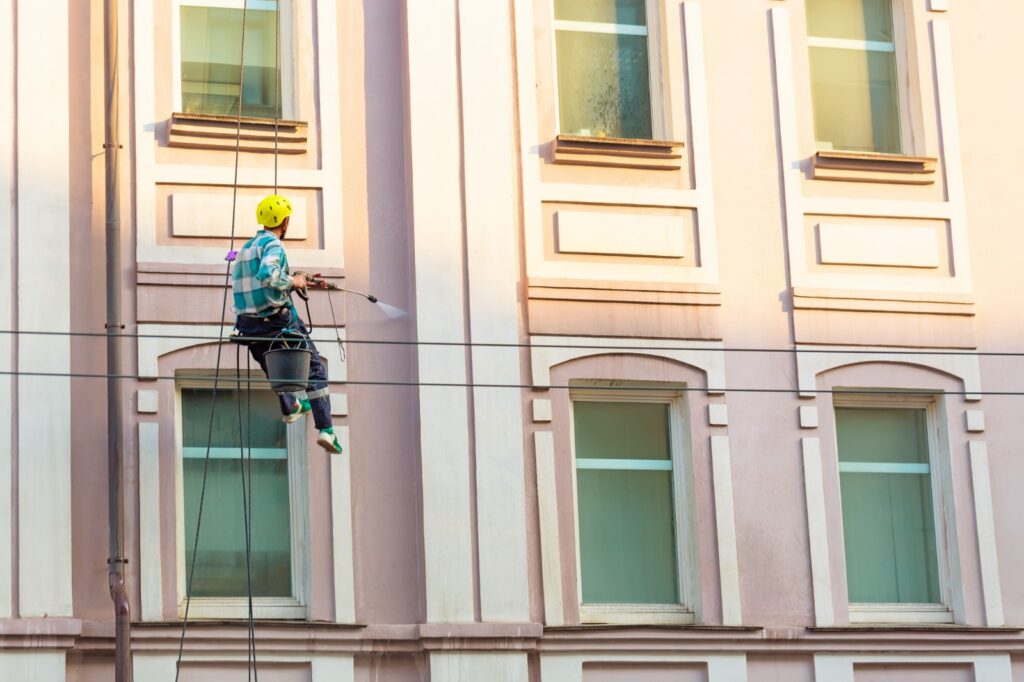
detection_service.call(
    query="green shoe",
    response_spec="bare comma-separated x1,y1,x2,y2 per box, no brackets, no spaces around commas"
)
316,427,343,454
282,399,312,424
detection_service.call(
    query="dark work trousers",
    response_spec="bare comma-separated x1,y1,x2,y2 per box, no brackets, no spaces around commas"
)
234,306,333,430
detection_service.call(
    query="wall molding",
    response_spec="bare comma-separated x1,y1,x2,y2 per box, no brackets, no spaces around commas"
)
530,336,726,392
969,442,1005,627
540,653,748,682
813,653,1011,682
794,345,982,400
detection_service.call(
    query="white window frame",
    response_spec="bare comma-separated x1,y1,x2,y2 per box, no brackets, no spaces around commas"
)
806,0,916,155
173,376,310,620
569,384,698,625
831,393,959,624
549,0,668,140
171,0,298,120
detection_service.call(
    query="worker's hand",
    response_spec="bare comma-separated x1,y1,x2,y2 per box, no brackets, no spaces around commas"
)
291,273,308,290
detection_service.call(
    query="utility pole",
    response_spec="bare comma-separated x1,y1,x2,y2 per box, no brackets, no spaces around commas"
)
104,0,131,679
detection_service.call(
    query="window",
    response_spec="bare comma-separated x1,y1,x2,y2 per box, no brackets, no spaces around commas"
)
178,384,307,618
806,0,905,153
553,0,658,139
176,0,292,119
835,405,950,621
571,392,693,623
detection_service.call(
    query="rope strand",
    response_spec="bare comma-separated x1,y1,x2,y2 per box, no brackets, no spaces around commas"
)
175,1,252,678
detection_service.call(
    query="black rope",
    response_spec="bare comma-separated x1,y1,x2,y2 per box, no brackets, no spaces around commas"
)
175,1,251,678
235,345,258,682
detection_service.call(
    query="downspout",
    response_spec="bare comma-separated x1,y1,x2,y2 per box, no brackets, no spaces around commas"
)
103,0,131,680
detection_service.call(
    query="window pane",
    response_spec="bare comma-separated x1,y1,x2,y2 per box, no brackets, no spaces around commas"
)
573,401,669,460
577,469,678,604
180,4,285,118
181,387,286,450
836,408,941,604
554,0,647,25
182,388,292,598
836,407,928,464
555,31,653,139
809,46,901,153
806,0,894,42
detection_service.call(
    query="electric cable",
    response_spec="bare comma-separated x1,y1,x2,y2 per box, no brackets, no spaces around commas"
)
1,327,1022,358
4,367,1020,396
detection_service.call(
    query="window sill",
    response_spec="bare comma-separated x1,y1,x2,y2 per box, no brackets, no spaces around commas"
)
811,150,937,185
553,134,684,171
580,604,695,626
168,112,309,155
848,603,953,625
177,597,307,621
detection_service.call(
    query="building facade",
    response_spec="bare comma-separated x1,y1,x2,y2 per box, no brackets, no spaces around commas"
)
1,0,1023,680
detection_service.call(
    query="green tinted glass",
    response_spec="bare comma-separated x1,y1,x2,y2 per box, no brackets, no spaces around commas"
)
573,401,669,460
555,30,653,139
836,408,941,604
574,400,678,604
180,5,284,118
181,387,286,450
577,469,678,604
182,388,292,598
836,407,928,464
554,0,647,25
806,0,894,42
809,46,901,153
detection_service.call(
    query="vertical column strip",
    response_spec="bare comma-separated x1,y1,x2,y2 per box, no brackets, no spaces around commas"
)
802,437,835,626
535,432,564,626
458,0,530,622
331,426,355,623
0,0,14,620
404,0,475,622
710,436,742,625
969,442,1004,627
16,0,72,617
138,423,163,621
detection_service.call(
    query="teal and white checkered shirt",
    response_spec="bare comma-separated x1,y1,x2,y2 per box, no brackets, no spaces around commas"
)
232,230,294,316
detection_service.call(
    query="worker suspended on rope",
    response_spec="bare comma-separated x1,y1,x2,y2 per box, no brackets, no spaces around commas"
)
231,194,343,454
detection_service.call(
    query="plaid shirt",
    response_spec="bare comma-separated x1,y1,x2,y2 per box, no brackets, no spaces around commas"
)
232,230,295,316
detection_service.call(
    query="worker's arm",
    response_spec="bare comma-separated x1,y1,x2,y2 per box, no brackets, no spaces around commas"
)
256,242,296,291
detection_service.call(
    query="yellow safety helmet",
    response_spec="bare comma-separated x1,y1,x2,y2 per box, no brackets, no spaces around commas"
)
256,194,293,228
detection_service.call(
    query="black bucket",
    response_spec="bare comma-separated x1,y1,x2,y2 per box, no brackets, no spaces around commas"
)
263,334,312,393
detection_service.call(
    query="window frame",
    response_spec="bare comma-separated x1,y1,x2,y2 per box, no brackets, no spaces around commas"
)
568,385,697,625
548,0,668,141
173,375,310,620
170,0,298,120
831,392,957,624
805,0,918,156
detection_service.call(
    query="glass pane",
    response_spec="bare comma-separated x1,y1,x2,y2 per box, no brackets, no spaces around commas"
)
573,401,670,460
180,4,285,118
806,0,894,42
840,471,940,603
184,458,292,597
836,407,928,464
810,46,901,153
181,387,286,450
577,469,678,604
182,387,292,598
555,31,653,139
554,0,647,25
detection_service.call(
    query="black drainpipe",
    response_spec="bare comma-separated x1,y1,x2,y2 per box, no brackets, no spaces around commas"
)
103,0,131,679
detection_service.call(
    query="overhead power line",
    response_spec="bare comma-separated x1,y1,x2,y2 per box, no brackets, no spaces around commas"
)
0,328,1016,358
0,368,1009,397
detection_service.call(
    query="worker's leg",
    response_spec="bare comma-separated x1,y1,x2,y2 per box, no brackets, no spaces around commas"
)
289,316,332,430
235,316,299,415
